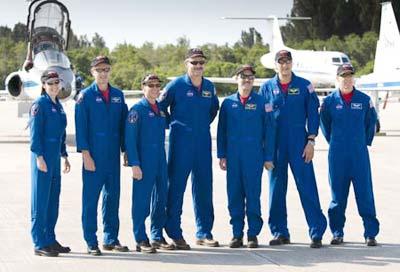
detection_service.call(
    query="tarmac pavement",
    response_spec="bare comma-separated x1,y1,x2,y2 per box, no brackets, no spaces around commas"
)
0,98,399,272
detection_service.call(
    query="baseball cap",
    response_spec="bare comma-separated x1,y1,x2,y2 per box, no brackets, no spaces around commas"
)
275,50,292,62
186,48,207,59
234,64,256,76
41,69,60,83
141,74,163,84
337,64,355,76
90,55,111,67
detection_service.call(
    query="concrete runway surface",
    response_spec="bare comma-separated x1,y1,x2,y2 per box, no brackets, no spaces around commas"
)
0,97,399,272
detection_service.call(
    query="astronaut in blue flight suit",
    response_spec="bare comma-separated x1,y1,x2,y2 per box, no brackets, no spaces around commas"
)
75,56,129,255
158,48,220,249
217,65,275,248
320,64,379,247
125,74,175,253
30,70,71,257
259,50,327,248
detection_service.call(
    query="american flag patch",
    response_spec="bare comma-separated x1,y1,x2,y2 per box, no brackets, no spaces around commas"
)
369,99,374,108
30,103,39,116
128,110,138,124
307,84,315,93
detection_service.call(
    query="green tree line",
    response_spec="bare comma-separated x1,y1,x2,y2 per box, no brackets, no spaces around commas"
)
0,23,382,94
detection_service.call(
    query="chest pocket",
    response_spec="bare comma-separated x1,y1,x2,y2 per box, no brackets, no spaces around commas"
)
271,94,284,110
45,105,65,138
350,102,364,123
199,90,212,109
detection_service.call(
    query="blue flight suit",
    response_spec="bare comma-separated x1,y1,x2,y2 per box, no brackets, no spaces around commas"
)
30,93,67,250
217,91,275,238
158,74,219,240
320,89,379,239
259,73,327,240
75,82,128,247
125,98,169,243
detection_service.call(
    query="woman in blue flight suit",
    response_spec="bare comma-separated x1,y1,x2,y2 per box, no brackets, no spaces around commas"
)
125,74,174,253
30,70,71,257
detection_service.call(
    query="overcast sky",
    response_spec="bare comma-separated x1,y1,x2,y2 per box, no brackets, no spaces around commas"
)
0,0,293,49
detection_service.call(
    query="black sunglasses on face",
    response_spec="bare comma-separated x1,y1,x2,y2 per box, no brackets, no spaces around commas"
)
239,74,255,80
94,67,111,73
189,61,206,65
47,80,60,85
278,59,292,65
146,83,161,88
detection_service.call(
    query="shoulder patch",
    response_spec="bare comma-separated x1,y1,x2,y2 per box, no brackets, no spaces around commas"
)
159,89,168,102
30,103,40,117
76,92,84,104
127,109,139,124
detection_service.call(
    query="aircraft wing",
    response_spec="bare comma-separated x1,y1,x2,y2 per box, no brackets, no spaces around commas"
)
167,77,269,87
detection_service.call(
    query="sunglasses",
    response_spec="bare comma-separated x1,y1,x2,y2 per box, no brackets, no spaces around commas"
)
94,67,111,73
146,83,161,88
239,74,255,80
277,59,292,65
47,80,60,85
189,61,206,66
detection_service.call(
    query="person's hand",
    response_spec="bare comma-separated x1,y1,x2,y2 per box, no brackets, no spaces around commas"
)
264,161,274,170
219,158,227,171
302,142,315,163
82,151,96,172
131,166,142,181
36,156,47,172
123,152,128,167
63,157,71,174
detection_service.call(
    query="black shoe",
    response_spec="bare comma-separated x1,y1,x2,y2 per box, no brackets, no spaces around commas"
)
50,241,71,253
366,238,378,247
269,236,290,246
34,246,59,257
247,236,259,248
229,237,243,248
102,242,129,252
136,241,157,253
330,237,344,245
310,239,322,248
172,238,191,250
87,245,102,256
196,238,220,247
151,238,175,250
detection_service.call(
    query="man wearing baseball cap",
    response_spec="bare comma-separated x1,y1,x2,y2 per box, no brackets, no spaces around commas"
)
217,64,275,248
259,49,327,248
320,64,379,246
158,48,220,249
75,55,129,255
125,73,175,253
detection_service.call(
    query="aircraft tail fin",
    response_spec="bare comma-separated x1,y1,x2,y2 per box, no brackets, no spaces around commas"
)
374,2,400,73
221,16,310,53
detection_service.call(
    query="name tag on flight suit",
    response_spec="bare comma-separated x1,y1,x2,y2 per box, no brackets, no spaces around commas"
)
351,103,362,110
111,97,121,103
245,103,257,110
202,90,212,98
288,88,300,95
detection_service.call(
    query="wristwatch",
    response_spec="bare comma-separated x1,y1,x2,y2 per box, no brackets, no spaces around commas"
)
307,139,315,146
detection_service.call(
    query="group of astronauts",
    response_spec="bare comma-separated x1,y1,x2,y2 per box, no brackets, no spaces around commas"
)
29,47,380,257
